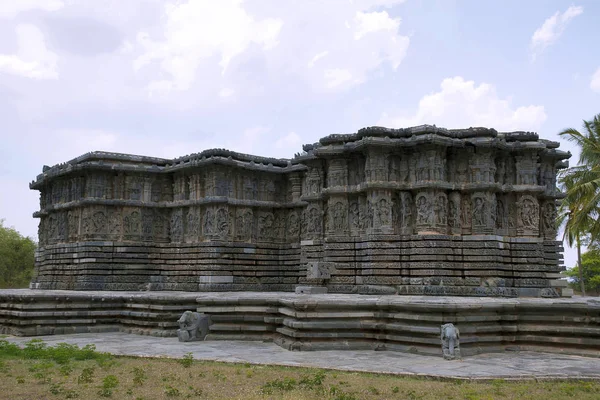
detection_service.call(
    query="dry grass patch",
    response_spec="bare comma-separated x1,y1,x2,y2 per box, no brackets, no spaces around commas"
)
1,340,599,399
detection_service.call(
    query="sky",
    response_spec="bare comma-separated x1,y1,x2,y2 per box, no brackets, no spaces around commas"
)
0,0,599,270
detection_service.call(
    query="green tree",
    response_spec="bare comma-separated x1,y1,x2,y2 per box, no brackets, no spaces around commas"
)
559,113,600,296
0,219,36,288
563,246,600,295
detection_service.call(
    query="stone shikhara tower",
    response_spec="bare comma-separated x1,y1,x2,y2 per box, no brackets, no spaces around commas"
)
30,125,570,297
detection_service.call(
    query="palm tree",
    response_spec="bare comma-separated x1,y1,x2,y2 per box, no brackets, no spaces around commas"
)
558,113,600,296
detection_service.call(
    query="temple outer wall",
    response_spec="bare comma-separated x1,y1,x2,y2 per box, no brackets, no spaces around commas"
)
28,126,571,297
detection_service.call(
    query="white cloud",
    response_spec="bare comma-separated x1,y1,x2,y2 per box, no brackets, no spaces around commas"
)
0,24,58,79
379,76,547,132
133,0,283,92
591,67,600,93
308,51,329,68
354,10,400,40
0,0,63,18
531,5,583,60
133,0,409,94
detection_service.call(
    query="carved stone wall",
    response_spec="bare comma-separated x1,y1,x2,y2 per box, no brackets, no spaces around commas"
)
30,126,570,297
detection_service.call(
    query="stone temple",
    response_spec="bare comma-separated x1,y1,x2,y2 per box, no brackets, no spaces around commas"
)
29,125,571,298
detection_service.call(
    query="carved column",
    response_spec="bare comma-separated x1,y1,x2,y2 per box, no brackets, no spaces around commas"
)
515,152,539,186
327,159,348,188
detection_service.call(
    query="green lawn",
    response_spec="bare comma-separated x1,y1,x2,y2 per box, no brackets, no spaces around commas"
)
0,339,598,399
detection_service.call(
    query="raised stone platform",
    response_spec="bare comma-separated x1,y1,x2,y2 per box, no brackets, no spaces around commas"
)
1,290,598,358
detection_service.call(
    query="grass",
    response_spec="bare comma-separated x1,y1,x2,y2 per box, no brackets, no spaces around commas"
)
1,339,599,399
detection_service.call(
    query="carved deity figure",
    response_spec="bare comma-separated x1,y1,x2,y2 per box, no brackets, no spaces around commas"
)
472,197,486,226
203,209,214,236
288,211,300,238
398,192,413,228
258,212,274,239
124,211,141,235
236,209,253,241
216,208,230,239
187,209,200,239
170,210,183,241
434,194,447,225
416,195,432,225
303,207,322,236
519,197,539,229
448,200,459,228
441,323,461,360
496,199,506,229
375,198,391,227
177,311,210,342
542,202,556,232
332,202,347,232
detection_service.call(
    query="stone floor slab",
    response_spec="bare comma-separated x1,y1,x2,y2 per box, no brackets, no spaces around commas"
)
4,332,600,380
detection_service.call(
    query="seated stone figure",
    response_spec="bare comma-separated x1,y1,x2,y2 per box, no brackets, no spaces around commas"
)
177,311,210,342
440,323,461,360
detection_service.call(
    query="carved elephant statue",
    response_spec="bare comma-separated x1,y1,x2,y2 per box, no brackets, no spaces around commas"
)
440,323,461,360
177,311,210,342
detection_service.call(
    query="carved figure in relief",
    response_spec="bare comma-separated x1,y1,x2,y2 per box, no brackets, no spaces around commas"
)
519,197,539,229
456,159,468,183
508,202,516,228
496,158,506,184
308,177,321,195
472,197,486,226
57,213,67,240
67,211,79,238
187,209,200,238
170,211,183,239
47,215,58,240
288,211,300,237
496,200,506,229
258,212,274,239
349,202,360,230
124,211,140,234
416,195,432,225
434,195,447,225
92,211,107,232
448,200,459,228
399,193,412,228
543,203,556,232
375,198,390,227
153,212,167,238
461,198,471,227
236,209,253,240
216,208,230,238
142,212,154,238
304,207,322,235
203,209,214,236
332,202,346,231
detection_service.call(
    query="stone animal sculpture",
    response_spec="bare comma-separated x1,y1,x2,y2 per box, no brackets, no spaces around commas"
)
440,323,461,360
177,311,210,342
